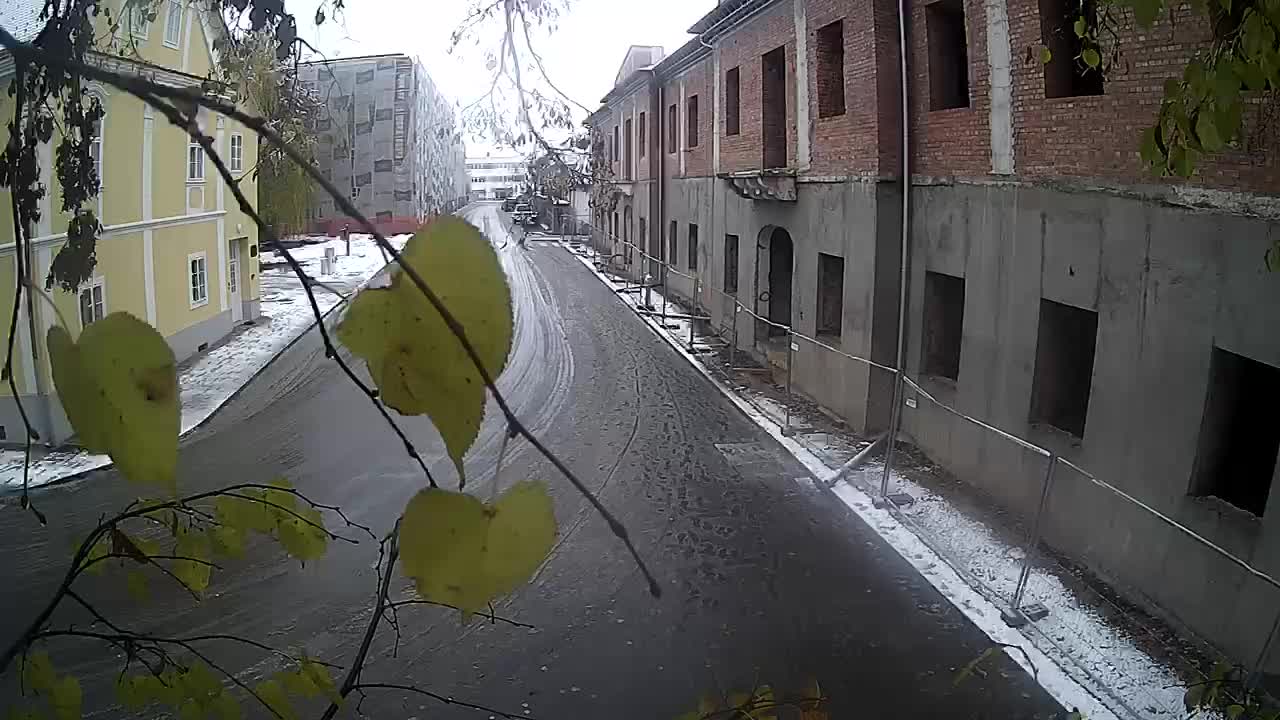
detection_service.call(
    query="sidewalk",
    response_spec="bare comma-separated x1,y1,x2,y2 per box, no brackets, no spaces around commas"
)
559,240,1218,720
0,232,409,491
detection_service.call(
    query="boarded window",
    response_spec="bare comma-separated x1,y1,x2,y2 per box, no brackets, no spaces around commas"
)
375,210,393,222
815,21,846,118
374,159,393,172
761,46,787,168
688,223,699,271
923,271,964,380
724,234,739,295
725,67,741,135
927,0,971,109
375,108,392,121
1040,0,1104,98
687,94,699,148
1190,348,1280,517
1030,299,1098,437
667,104,677,153
639,112,646,158
816,253,843,337
356,69,375,84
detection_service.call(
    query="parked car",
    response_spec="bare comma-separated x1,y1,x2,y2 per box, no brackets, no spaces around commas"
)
512,203,535,226
501,198,516,211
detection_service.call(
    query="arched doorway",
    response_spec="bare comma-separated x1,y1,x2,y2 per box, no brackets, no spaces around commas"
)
755,226,794,340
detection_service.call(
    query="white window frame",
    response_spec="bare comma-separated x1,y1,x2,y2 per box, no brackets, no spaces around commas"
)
163,0,183,48
78,276,106,328
127,2,150,39
87,92,105,219
229,132,244,173
188,252,209,309
187,141,204,182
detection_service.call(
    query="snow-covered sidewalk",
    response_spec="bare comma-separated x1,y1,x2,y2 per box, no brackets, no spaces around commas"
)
559,238,1216,720
0,232,409,491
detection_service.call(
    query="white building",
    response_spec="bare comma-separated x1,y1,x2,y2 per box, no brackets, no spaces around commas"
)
466,153,527,200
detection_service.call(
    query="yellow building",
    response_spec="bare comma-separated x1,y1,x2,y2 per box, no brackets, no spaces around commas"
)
0,0,261,444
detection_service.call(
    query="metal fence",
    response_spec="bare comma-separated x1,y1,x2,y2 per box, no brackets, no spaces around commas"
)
559,215,1280,719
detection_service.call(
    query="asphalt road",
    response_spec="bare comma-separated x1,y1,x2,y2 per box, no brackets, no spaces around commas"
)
0,203,1067,719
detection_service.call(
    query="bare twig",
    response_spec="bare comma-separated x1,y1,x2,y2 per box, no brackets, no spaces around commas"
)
349,682,532,719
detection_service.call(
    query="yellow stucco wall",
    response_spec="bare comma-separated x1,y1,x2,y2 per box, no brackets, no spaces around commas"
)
0,256,28,398
82,232,149,324
152,221,222,337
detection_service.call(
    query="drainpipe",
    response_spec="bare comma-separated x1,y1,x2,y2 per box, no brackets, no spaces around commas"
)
877,0,913,498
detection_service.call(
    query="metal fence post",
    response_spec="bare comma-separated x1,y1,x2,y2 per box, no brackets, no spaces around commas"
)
660,263,669,328
877,372,905,499
1003,453,1057,627
730,302,739,370
783,328,794,436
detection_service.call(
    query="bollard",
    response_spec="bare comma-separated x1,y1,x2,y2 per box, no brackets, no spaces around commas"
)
783,329,794,436
689,277,699,351
1003,453,1057,627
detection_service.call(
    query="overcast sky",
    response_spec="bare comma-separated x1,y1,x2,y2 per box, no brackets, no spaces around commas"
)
301,0,714,155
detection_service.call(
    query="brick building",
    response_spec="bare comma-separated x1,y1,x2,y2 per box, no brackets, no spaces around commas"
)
588,0,1280,672
298,54,468,235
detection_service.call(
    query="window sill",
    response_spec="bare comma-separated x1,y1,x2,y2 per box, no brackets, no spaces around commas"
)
163,40,179,49
186,179,206,186
190,298,209,310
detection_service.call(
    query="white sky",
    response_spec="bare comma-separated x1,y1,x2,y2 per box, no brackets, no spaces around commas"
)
301,0,714,155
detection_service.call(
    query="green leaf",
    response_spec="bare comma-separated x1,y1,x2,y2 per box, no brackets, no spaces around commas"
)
1226,704,1247,719
953,647,998,687
1185,683,1206,711
337,217,514,478
210,524,245,558
1210,660,1233,681
398,481,557,614
1073,16,1088,37
211,693,241,720
1195,110,1224,151
1082,47,1101,69
49,676,81,720
261,479,300,521
1139,126,1162,166
299,660,340,704
254,680,297,720
1170,145,1195,177
83,534,111,575
47,313,179,490
116,674,166,709
214,494,275,533
277,505,327,562
1038,46,1053,64
22,653,57,694
173,529,213,593
1215,98,1243,140
111,528,150,564
126,570,149,603
1235,57,1268,90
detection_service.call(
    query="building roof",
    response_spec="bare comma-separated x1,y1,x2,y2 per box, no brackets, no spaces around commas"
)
0,0,47,44
298,52,410,67
686,0,774,34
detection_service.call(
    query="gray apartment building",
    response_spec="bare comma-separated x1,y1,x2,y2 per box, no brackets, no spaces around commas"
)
298,53,467,235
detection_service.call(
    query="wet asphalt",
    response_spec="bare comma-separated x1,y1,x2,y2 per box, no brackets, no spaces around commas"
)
0,204,1067,719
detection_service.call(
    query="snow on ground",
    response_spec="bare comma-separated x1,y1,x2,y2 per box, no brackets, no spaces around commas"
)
559,236,1203,720
0,232,408,491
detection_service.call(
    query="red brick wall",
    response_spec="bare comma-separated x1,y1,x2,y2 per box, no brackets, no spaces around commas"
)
908,0,990,177
808,0,902,175
718,2,798,174
1005,0,1278,192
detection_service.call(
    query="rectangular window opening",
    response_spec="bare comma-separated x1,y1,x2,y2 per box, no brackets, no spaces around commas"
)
927,0,971,110
816,21,846,118
624,118,633,179
1029,299,1098,438
638,112,646,159
189,254,208,307
1190,347,1280,517
725,67,741,136
687,223,699,271
78,280,104,328
667,104,677,154
1040,0,1104,98
724,234,739,295
922,271,965,380
230,133,244,172
816,253,844,338
186,143,204,181
761,46,787,169
686,95,700,148
163,0,183,47
668,220,677,265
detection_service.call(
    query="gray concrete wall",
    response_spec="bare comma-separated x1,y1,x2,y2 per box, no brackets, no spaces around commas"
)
167,309,234,363
900,182,1280,668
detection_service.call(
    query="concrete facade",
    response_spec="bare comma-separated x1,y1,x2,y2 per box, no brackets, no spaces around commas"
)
589,0,1280,671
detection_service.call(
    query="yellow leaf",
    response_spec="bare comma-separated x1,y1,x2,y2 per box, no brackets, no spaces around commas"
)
47,313,179,490
337,217,513,478
22,652,56,694
173,530,212,593
276,505,327,562
300,660,340,704
398,481,557,614
49,676,80,720
214,494,274,533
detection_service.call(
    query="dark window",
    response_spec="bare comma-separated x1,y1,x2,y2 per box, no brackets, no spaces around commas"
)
1030,299,1098,438
624,117,633,179
375,108,392,121
815,20,846,118
816,253,844,337
375,210,393,222
612,126,619,165
394,189,411,201
638,112,646,158
927,0,971,110
356,69,375,84
724,234,739,294
725,67,741,135
687,95,699,148
355,172,372,186
1190,348,1280,517
315,118,332,131
667,104,677,153
687,223,699,271
668,220,677,264
356,121,373,135
761,46,787,168
1040,0,1104,98
923,271,965,380
374,159,393,172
